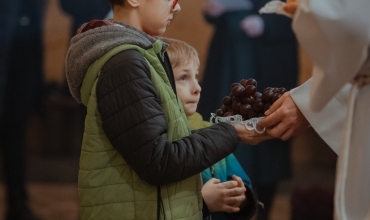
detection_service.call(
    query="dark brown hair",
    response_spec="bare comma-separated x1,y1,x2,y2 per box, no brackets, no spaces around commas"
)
108,0,125,6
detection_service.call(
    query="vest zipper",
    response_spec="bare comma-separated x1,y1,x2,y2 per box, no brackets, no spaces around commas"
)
156,53,177,96
157,185,160,220
156,53,183,114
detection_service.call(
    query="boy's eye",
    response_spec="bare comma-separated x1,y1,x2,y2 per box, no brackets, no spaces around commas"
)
179,75,187,81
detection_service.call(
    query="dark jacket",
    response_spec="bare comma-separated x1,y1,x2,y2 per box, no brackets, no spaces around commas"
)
97,49,240,186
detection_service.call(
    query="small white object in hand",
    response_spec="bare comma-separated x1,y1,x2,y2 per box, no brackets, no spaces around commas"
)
259,0,293,18
210,113,266,134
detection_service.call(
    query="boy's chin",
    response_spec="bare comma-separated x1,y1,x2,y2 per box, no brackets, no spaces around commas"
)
183,102,199,116
185,108,197,117
147,27,167,36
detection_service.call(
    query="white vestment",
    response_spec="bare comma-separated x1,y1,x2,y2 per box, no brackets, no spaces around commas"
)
289,0,370,219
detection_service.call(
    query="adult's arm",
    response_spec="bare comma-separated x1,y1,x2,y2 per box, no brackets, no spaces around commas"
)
292,0,370,111
258,78,351,154
290,79,350,155
96,50,239,186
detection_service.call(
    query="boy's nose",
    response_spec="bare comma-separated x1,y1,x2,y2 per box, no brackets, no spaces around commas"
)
193,82,201,95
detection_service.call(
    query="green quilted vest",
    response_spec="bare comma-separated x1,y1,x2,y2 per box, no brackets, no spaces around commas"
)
78,41,202,220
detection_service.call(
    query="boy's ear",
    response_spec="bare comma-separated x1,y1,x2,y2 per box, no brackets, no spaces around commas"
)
126,0,140,8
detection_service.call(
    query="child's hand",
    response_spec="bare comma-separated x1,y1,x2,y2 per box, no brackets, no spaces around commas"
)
233,124,273,145
202,178,246,213
230,175,247,208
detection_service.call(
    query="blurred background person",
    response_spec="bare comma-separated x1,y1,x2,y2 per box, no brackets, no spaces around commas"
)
0,0,20,117
0,0,46,219
60,0,111,38
198,0,256,117
40,0,111,158
198,0,298,218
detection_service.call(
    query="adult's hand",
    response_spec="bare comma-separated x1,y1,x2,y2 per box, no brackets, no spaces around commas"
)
203,0,225,18
258,92,310,141
233,124,272,145
202,178,246,213
283,0,299,15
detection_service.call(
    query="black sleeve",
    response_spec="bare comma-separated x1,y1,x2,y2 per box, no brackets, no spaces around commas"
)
96,49,239,186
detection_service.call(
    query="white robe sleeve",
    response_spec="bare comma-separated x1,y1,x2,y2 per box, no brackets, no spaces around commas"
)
292,0,370,111
290,79,351,155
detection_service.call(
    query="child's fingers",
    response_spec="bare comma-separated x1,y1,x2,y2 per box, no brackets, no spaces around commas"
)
226,194,245,205
232,175,245,188
225,194,246,205
219,180,238,189
264,91,288,116
209,178,221,184
223,185,246,197
219,180,246,196
221,205,240,213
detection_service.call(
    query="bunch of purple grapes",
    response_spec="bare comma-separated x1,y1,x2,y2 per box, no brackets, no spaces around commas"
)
214,78,287,120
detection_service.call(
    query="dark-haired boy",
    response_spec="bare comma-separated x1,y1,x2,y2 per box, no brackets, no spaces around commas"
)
65,0,270,219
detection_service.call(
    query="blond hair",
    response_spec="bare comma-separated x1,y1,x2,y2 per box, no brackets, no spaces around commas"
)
160,37,200,69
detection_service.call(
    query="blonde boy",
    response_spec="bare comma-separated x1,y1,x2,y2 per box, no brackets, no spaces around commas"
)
161,37,258,220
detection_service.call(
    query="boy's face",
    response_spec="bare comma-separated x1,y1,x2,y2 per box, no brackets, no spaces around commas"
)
174,60,201,116
138,0,181,36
